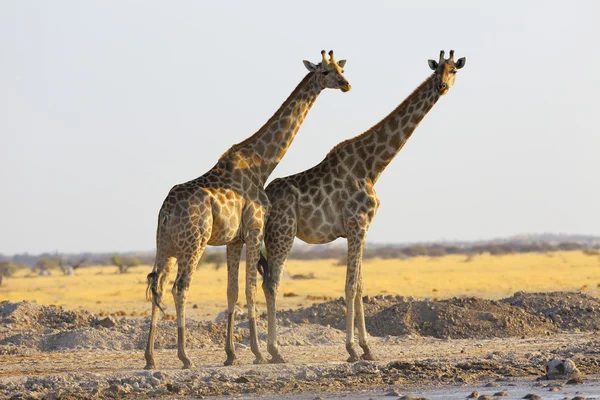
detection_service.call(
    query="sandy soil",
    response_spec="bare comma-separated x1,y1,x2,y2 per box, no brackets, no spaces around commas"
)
1,291,600,399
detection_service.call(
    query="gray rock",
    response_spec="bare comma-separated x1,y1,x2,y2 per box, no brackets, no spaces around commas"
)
544,358,582,379
96,316,116,328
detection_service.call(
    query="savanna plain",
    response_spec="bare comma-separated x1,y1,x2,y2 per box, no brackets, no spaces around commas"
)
2,250,600,399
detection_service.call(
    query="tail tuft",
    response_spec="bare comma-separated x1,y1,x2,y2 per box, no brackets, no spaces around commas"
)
257,251,269,281
146,271,165,314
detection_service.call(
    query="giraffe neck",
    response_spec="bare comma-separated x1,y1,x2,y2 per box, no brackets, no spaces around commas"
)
327,74,440,184
217,73,323,186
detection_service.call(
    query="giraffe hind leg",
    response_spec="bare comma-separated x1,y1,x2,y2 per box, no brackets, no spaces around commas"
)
144,254,176,370
262,221,295,364
245,231,267,365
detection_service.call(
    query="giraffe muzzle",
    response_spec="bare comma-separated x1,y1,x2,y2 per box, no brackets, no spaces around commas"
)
437,83,448,95
340,84,352,93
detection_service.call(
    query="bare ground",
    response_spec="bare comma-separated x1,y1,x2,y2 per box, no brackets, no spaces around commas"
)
1,291,599,399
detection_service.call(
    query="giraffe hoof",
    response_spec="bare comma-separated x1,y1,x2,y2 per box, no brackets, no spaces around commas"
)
182,360,195,370
143,363,155,370
346,355,360,363
224,357,240,366
253,356,268,365
268,354,286,364
360,352,377,361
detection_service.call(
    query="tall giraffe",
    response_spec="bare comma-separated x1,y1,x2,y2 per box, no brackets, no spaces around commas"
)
144,50,351,369
260,50,466,363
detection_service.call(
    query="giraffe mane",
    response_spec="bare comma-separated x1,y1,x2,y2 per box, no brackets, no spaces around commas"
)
325,73,435,157
219,72,316,160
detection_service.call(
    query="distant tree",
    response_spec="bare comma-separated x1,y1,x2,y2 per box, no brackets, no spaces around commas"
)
0,261,22,286
426,245,447,257
57,257,87,276
335,253,347,266
111,255,141,274
35,257,59,276
402,245,428,257
201,252,226,270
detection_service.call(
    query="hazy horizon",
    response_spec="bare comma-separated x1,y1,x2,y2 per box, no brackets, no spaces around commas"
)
2,1,599,254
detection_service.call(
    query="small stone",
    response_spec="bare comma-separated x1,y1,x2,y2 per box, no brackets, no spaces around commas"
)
478,396,493,400
467,391,479,398
234,376,249,383
152,371,164,380
385,389,401,396
544,358,582,379
572,396,586,400
484,382,498,387
493,392,509,397
523,395,542,400
548,386,562,392
96,316,116,328
566,376,584,385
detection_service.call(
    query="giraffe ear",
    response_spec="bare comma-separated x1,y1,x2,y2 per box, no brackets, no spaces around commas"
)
337,59,346,68
428,60,438,70
455,57,466,69
303,60,318,72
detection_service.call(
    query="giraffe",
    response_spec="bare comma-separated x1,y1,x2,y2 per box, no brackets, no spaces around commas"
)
144,50,351,370
259,50,466,363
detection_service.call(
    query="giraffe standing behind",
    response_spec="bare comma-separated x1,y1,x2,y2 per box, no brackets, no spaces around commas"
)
145,50,351,369
259,50,466,363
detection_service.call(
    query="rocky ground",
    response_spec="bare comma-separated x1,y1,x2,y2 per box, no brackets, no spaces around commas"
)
1,291,599,399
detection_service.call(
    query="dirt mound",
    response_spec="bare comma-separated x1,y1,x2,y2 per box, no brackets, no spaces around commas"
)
274,295,404,331
138,319,229,350
501,291,600,331
0,300,94,329
368,297,558,339
277,295,564,339
0,301,230,353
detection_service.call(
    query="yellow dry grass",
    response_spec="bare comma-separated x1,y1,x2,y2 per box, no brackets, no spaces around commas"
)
1,251,599,320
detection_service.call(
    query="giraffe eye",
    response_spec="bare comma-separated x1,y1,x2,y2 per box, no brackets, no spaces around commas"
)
451,70,457,74
322,71,329,76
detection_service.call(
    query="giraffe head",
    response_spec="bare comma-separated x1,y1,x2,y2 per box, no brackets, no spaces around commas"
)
428,50,466,96
303,50,351,92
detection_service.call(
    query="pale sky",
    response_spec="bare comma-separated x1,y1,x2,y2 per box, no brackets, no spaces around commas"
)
1,1,599,254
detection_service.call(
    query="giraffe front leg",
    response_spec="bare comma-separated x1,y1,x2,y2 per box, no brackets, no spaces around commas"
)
344,219,370,363
245,231,267,365
355,262,376,361
345,272,360,363
224,240,243,366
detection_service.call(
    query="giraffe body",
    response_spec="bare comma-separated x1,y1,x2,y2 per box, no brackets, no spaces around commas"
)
261,51,466,363
144,51,351,369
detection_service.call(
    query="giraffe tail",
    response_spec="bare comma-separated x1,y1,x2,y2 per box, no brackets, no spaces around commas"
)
257,251,270,281
146,270,165,314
